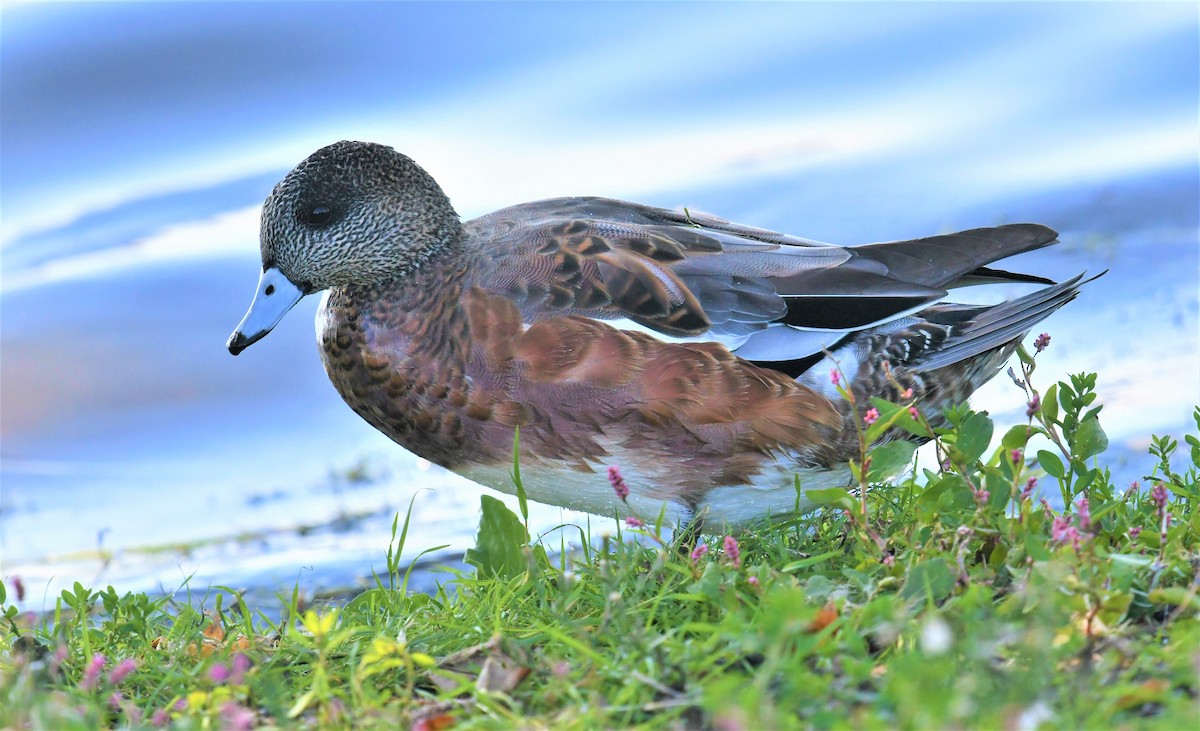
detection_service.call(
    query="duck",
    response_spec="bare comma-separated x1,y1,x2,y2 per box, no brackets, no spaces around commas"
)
228,140,1094,530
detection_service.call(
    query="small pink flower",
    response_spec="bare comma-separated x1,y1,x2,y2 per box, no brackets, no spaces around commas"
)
219,701,255,731
107,692,123,710
723,535,741,568
1033,332,1051,353
1151,482,1168,509
1026,392,1041,417
607,465,629,502
901,387,913,400
107,658,137,685
624,516,643,528
1051,515,1074,543
1021,477,1038,500
863,408,879,425
830,369,841,386
908,406,919,419
974,488,990,505
1010,449,1023,465
230,653,252,684
150,708,169,727
1075,497,1092,532
1129,526,1142,540
882,554,895,567
690,543,709,561
11,575,24,602
50,644,68,676
80,652,106,691
747,576,760,588
208,662,230,684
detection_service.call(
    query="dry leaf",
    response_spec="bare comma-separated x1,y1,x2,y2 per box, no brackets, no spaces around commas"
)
806,603,839,633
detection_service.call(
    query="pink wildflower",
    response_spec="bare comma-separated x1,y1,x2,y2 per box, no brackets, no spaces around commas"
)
908,406,919,419
863,408,879,425
1011,449,1023,465
80,652,106,691
50,644,68,676
607,465,629,502
1021,477,1038,501
107,692,123,710
219,701,255,731
230,653,252,684
690,543,708,561
208,662,230,684
1051,515,1079,549
830,369,841,386
1129,526,1142,540
150,708,169,727
12,575,24,602
901,387,914,400
624,516,644,528
974,488,990,505
1033,332,1051,353
882,554,895,567
747,576,760,588
1026,392,1041,417
107,658,137,685
1075,497,1092,532
723,535,741,568
1151,482,1168,509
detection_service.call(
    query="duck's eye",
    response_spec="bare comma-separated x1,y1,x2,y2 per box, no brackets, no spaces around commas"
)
299,204,337,228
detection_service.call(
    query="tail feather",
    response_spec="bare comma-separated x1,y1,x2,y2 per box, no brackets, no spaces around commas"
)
852,223,1059,290
912,272,1102,372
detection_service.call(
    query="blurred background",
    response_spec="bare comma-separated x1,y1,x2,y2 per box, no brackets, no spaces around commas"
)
2,2,1197,610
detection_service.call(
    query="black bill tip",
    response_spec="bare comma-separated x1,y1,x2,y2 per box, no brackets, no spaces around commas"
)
227,331,260,356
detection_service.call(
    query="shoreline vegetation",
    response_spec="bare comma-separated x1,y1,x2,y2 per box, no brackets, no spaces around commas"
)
2,351,1198,729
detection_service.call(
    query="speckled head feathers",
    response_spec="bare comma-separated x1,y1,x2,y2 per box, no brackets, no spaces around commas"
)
259,141,463,291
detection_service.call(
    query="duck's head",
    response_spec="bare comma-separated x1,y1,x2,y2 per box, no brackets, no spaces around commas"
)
227,141,461,355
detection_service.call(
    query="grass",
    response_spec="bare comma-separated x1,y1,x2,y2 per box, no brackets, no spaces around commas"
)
2,351,1198,729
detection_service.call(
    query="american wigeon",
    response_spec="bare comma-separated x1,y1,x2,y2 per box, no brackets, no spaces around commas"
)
228,141,1094,529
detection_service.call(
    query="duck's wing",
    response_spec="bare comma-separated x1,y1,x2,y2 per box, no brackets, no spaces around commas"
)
465,197,1059,367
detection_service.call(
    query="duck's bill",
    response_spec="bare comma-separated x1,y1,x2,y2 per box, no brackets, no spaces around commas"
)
227,267,305,355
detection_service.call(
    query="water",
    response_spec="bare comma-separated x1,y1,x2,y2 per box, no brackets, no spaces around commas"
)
2,2,1197,612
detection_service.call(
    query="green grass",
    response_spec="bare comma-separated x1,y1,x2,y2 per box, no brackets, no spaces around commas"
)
2,357,1198,729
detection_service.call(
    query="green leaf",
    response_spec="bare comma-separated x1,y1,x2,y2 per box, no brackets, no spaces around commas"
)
986,471,1011,511
1073,417,1109,460
511,428,529,525
1000,425,1033,450
1041,384,1059,423
900,558,955,603
1015,342,1036,368
1149,587,1197,610
807,487,856,511
781,548,843,573
465,495,530,580
1057,382,1074,413
956,411,994,463
865,399,914,443
867,440,917,482
1037,450,1065,479
1024,532,1051,561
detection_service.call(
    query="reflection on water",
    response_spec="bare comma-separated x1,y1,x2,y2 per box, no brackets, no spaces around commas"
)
1,2,1196,611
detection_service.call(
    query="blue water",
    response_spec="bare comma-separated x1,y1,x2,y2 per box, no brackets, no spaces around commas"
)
2,2,1197,611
